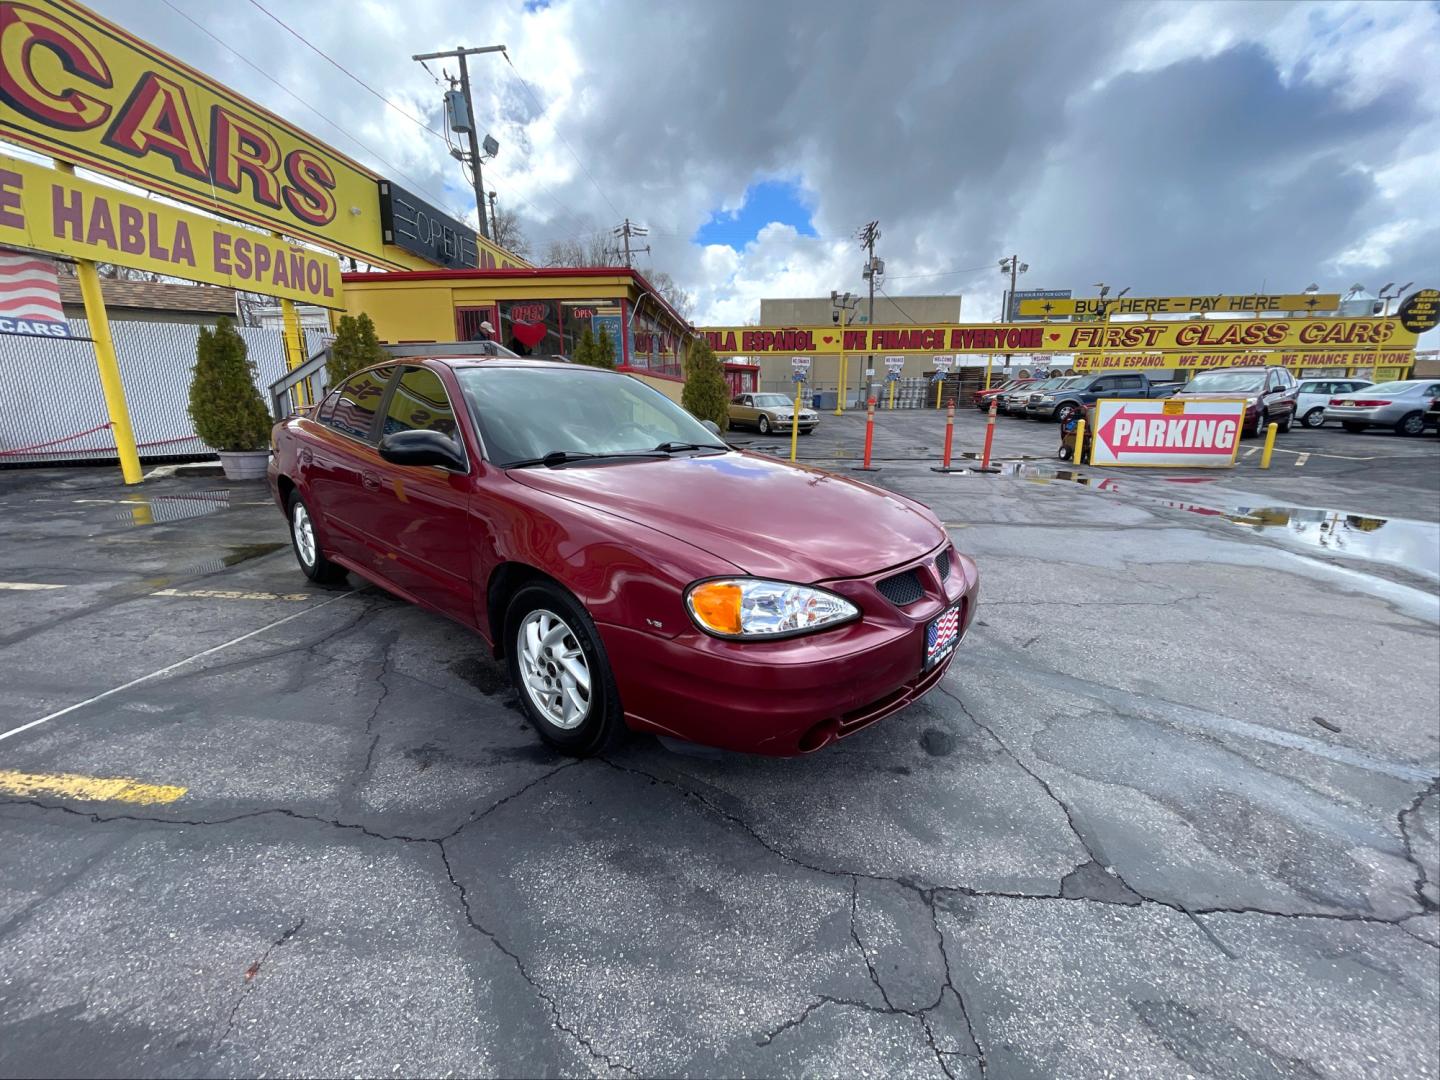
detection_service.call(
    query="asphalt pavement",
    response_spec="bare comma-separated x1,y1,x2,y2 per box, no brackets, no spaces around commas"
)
0,414,1436,1079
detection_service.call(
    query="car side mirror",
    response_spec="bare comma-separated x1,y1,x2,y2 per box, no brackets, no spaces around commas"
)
701,419,721,436
379,429,466,471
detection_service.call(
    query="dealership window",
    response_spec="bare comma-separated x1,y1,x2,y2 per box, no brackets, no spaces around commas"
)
627,306,683,375
456,306,498,342
559,300,624,360
499,300,564,358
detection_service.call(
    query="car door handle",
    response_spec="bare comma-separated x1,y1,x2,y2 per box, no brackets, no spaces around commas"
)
361,472,381,491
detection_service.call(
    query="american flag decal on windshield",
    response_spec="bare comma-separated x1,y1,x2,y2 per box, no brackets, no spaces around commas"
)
926,604,962,666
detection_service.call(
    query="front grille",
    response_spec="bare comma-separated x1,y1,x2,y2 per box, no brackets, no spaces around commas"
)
876,568,924,606
935,548,951,580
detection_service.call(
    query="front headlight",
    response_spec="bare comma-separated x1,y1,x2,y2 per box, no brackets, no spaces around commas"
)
686,578,860,639
1038,395,1053,402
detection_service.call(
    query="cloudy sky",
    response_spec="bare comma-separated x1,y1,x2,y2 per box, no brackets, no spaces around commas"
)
79,0,1440,335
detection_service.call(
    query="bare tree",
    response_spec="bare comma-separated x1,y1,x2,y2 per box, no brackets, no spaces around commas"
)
490,206,531,259
643,268,695,321
541,230,615,268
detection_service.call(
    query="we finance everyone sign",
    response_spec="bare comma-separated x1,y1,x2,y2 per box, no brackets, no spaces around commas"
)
1090,398,1245,468
0,153,344,307
697,318,1417,356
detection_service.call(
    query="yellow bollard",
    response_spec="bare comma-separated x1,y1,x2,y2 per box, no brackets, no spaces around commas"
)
789,383,802,462
887,379,896,410
280,297,308,406
1260,422,1278,468
934,379,943,409
1073,419,1086,464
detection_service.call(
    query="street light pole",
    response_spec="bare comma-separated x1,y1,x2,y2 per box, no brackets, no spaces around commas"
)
413,44,506,239
998,254,1028,379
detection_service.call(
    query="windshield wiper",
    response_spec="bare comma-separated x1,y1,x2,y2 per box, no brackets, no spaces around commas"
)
651,441,726,454
505,449,669,469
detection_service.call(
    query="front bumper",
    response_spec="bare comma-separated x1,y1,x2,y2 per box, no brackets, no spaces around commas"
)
599,550,979,755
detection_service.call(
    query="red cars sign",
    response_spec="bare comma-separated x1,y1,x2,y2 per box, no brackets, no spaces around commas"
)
1090,398,1245,468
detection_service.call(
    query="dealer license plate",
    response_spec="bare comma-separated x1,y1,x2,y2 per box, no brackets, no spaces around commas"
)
924,602,963,670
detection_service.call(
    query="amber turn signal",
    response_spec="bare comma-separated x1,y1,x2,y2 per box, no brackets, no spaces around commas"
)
687,581,743,635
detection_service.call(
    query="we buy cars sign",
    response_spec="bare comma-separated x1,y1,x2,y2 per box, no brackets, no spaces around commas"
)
1090,398,1245,468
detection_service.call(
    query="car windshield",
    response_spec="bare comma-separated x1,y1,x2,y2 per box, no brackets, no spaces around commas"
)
752,394,792,407
1182,372,1264,393
1027,378,1065,391
456,365,727,466
1359,381,1422,395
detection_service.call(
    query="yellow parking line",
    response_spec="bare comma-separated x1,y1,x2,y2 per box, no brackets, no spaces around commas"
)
152,588,310,602
0,582,66,591
0,769,186,805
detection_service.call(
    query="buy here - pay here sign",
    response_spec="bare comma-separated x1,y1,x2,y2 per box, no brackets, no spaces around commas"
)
1090,398,1246,468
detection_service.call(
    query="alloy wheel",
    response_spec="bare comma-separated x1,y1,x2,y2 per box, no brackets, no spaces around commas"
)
517,609,591,730
1303,408,1325,428
292,502,316,568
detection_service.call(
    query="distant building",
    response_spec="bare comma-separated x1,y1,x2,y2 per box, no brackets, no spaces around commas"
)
59,278,237,325
751,294,964,392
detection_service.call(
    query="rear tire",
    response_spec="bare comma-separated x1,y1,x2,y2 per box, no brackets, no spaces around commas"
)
287,492,347,584
1397,411,1425,437
505,582,626,756
1276,412,1292,434
1342,421,1366,433
1302,408,1326,428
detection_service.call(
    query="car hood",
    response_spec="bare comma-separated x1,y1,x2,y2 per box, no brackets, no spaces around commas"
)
508,451,945,581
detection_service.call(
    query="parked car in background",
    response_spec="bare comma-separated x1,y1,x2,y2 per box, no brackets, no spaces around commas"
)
728,392,818,435
973,377,1036,411
1326,380,1440,436
1293,378,1372,428
1171,367,1298,435
1022,376,1084,419
269,357,977,756
1033,372,1184,425
1001,376,1065,415
1426,395,1440,434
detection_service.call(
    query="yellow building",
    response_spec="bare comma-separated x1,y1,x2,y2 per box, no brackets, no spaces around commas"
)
342,268,692,400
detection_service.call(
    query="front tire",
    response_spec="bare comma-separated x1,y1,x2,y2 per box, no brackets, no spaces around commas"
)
1397,411,1425,437
1055,403,1079,425
287,492,347,584
506,582,626,756
758,415,771,435
1302,408,1326,428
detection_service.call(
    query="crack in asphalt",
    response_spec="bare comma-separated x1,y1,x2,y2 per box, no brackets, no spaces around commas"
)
848,878,896,1010
1398,778,1439,915
215,917,304,1049
353,632,398,791
436,842,637,1077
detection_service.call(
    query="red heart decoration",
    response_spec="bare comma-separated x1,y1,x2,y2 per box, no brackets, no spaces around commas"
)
822,335,834,344
1048,333,1060,341
511,320,548,348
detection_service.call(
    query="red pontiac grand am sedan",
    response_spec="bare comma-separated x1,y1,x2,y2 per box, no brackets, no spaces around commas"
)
268,356,978,756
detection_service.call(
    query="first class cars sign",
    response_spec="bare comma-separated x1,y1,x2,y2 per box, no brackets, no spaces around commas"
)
1089,398,1245,469
0,0,388,262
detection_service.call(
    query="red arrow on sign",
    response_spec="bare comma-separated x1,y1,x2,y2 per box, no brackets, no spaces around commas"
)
1096,408,1242,455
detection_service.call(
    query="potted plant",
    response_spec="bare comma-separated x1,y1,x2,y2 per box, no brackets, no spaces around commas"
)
187,317,273,480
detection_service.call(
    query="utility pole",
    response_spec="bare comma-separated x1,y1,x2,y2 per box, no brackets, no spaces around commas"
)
413,44,505,239
613,218,650,268
858,221,881,404
998,254,1028,376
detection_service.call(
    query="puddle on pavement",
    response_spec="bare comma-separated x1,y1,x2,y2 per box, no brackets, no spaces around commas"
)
143,542,288,584
108,490,232,526
1019,465,1440,580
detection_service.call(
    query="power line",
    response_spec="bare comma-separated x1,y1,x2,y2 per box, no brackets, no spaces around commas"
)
160,0,463,218
877,284,923,325
246,0,445,141
885,262,996,281
501,51,621,220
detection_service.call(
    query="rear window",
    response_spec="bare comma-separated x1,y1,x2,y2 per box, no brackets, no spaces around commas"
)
1183,371,1264,393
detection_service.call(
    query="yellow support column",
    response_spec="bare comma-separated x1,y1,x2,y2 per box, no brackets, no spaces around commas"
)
789,382,802,462
55,163,141,484
280,297,308,406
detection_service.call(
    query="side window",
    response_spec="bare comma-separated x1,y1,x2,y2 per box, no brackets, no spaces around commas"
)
1118,375,1144,389
1425,384,1440,398
1092,378,1114,393
731,394,744,404
329,366,395,441
383,367,461,446
315,388,342,424
742,396,753,407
